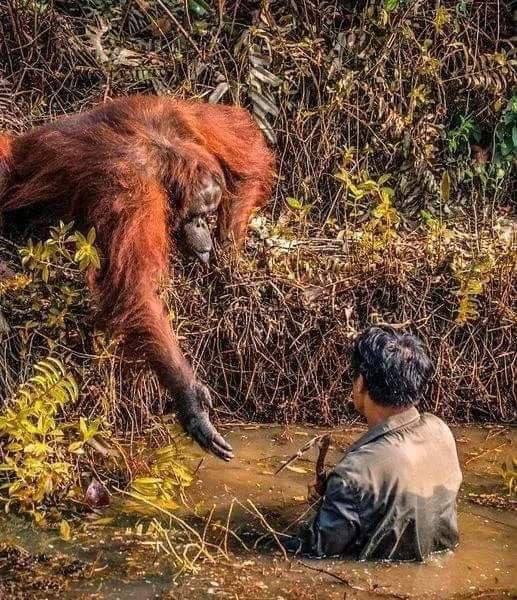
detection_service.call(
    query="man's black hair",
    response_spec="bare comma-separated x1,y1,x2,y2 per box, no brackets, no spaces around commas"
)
351,326,433,407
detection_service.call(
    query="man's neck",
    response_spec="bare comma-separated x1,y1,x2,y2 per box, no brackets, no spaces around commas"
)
365,400,413,429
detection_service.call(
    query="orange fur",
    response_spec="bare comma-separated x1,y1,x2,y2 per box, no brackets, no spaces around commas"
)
0,95,275,403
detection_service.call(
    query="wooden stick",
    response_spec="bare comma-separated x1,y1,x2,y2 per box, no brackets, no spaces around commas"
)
274,433,324,475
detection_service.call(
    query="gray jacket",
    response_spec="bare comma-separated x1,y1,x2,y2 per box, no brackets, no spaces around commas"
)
299,407,462,561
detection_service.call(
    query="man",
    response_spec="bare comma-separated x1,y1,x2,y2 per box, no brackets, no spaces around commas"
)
284,326,462,561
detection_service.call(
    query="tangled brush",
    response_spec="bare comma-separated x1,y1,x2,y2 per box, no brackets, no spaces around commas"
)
0,0,515,427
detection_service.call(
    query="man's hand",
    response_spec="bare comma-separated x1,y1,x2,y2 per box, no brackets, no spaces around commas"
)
176,382,234,461
307,473,327,504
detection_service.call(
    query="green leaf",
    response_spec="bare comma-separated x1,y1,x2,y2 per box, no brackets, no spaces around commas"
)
500,142,511,156
471,125,482,143
381,186,395,200
384,0,399,11
360,180,379,192
378,174,392,185
188,0,209,17
286,197,303,210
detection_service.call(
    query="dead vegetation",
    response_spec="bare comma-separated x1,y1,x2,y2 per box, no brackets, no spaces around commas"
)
0,0,515,433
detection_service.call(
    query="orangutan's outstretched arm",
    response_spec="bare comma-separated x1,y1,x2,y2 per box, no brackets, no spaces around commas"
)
90,182,233,460
129,295,233,461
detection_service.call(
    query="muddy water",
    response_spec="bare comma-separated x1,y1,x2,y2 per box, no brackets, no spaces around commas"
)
1,425,515,599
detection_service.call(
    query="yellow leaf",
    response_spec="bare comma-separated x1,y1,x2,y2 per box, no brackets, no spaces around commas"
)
434,6,450,32
59,519,72,541
89,516,115,526
286,465,309,474
24,442,52,457
68,441,84,453
87,227,97,244
286,197,303,210
32,511,46,526
132,477,163,492
410,84,428,106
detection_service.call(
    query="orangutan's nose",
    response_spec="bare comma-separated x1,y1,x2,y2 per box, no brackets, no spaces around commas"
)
195,250,210,264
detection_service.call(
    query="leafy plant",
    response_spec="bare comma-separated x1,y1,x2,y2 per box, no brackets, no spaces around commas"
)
493,94,517,178
420,209,454,258
446,114,481,156
1,222,97,339
188,0,211,18
0,358,95,513
384,0,405,11
20,222,100,277
335,166,393,202
0,224,108,517
452,255,494,324
285,196,313,218
335,165,400,256
360,186,400,256
434,6,451,33
73,228,101,271
119,442,194,516
455,1,469,17
409,84,429,112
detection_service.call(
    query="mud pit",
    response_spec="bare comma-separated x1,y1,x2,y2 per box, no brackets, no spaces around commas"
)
1,425,515,599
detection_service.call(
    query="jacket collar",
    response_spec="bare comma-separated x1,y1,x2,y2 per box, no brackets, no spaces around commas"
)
346,406,421,454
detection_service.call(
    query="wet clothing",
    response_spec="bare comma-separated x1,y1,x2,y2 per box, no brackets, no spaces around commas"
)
292,407,462,561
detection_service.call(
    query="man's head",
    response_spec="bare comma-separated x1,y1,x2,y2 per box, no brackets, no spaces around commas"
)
350,326,432,416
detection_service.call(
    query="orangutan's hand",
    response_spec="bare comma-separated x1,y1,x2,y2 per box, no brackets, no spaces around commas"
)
177,382,234,462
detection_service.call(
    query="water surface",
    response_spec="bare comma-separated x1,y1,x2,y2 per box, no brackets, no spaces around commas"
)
1,425,515,599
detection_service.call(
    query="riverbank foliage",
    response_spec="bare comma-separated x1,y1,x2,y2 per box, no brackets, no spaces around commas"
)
0,1,516,515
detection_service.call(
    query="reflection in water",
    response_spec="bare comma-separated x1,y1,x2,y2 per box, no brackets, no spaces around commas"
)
0,425,515,599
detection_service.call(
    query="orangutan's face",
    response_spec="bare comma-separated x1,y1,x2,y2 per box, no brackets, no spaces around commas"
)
178,173,222,264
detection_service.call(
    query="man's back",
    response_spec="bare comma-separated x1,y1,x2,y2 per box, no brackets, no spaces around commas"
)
303,407,462,561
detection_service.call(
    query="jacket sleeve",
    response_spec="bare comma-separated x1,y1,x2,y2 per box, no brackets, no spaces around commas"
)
300,472,361,557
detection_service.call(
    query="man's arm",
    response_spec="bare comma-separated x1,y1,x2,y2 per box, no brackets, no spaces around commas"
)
299,473,361,557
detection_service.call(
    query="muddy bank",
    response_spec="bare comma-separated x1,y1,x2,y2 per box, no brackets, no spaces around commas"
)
0,425,515,599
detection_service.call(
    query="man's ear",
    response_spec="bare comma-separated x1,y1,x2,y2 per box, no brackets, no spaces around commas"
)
356,373,367,393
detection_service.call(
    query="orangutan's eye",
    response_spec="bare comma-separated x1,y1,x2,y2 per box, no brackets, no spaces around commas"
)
205,212,218,228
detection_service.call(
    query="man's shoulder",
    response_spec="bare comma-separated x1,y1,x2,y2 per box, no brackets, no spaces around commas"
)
331,441,396,489
419,412,457,442
339,439,395,463
331,412,458,486
420,411,449,427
